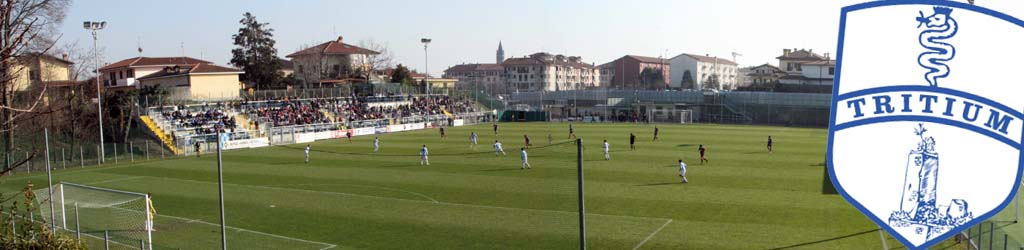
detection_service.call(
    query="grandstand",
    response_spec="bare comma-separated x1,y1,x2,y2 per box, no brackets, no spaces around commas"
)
141,93,495,155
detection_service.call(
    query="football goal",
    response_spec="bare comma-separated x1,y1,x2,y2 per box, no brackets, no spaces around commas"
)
35,182,152,249
679,110,694,124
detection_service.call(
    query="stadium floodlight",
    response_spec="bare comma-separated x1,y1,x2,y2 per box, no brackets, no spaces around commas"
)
84,21,106,162
36,182,152,249
421,38,431,94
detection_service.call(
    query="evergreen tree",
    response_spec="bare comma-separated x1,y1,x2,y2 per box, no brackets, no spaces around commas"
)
230,12,282,90
391,64,413,85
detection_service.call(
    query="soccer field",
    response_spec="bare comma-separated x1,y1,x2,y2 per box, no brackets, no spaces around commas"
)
0,123,962,249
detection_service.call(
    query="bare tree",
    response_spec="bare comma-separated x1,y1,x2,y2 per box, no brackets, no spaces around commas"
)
0,0,72,174
358,38,393,83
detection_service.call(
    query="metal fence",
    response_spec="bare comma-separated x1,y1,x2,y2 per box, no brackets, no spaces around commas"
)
4,139,175,176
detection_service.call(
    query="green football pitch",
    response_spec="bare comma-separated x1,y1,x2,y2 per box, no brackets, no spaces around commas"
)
0,123,976,249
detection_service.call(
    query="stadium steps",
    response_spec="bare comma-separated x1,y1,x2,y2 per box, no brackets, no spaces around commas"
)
321,110,337,123
139,115,179,155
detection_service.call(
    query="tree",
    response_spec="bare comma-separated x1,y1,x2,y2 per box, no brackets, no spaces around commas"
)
638,67,664,89
703,74,721,90
0,0,72,175
230,12,282,90
391,64,413,85
681,70,695,89
358,38,393,83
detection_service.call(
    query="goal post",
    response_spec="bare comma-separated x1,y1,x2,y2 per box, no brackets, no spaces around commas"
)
35,182,153,249
679,110,694,124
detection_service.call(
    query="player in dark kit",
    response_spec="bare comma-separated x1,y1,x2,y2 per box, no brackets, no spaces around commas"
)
698,144,708,164
767,136,773,153
440,126,447,140
493,123,499,135
346,131,353,143
524,134,532,148
568,123,576,139
629,133,636,150
653,126,660,141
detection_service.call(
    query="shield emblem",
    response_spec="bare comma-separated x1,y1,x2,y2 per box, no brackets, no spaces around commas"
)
828,1,1024,249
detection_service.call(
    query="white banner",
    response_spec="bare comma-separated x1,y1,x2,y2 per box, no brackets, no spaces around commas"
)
453,119,464,126
223,138,270,150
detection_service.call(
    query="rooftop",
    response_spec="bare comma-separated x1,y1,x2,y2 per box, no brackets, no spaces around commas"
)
100,57,212,71
286,36,380,58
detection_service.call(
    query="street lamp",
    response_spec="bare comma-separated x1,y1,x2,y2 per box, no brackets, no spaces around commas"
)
421,38,431,94
84,21,106,163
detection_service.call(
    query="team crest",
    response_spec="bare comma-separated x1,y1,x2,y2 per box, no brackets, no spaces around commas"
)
828,1,1024,249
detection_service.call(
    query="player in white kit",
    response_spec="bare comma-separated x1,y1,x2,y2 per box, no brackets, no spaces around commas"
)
470,132,478,148
521,147,532,170
678,159,688,183
420,145,430,166
494,140,506,156
373,137,380,152
304,144,310,163
603,140,610,160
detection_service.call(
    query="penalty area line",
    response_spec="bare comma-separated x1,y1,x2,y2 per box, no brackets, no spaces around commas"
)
632,219,673,250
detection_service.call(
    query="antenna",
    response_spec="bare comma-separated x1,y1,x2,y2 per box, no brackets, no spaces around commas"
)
731,51,743,65
180,42,185,57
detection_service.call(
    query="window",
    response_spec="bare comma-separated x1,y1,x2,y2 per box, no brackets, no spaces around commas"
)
127,69,134,78
828,67,835,75
119,71,123,79
109,72,116,84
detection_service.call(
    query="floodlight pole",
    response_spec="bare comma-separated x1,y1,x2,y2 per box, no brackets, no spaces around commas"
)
216,131,228,250
85,21,107,163
421,38,432,94
45,128,55,230
576,138,586,250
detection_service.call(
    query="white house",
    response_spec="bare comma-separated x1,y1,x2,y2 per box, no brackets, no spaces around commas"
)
779,60,835,85
98,56,211,90
669,53,738,90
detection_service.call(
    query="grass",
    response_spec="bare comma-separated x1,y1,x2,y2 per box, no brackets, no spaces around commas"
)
0,122,973,249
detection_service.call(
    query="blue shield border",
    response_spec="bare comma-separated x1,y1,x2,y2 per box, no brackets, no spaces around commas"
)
827,0,1024,249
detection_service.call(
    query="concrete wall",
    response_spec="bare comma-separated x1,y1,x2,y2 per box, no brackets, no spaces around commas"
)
189,74,241,100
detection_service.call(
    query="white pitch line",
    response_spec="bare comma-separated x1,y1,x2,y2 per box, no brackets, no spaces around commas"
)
85,176,146,185
151,176,669,222
107,205,338,250
632,219,673,250
268,183,439,203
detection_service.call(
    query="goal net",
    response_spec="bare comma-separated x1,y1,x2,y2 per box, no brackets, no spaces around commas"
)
35,182,152,249
679,110,694,124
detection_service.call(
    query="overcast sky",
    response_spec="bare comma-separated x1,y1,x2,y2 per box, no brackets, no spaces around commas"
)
56,0,1015,76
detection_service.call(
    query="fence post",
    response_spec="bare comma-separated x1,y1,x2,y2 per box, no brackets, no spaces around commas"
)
105,230,110,250
75,202,80,240
1004,234,1008,250
61,148,66,169
113,144,117,164
146,141,150,160
130,142,134,162
80,147,84,168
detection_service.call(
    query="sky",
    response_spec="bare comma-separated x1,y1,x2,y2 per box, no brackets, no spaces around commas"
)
54,0,1013,77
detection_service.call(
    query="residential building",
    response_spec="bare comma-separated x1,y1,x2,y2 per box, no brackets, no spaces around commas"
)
98,56,211,90
668,53,737,90
136,64,244,101
776,48,828,75
779,60,836,85
504,52,598,92
8,53,74,92
286,36,380,85
742,63,786,85
601,55,670,89
443,63,505,93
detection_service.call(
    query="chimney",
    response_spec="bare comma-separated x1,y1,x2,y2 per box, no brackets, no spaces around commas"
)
783,49,791,56
62,53,68,61
336,36,344,44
